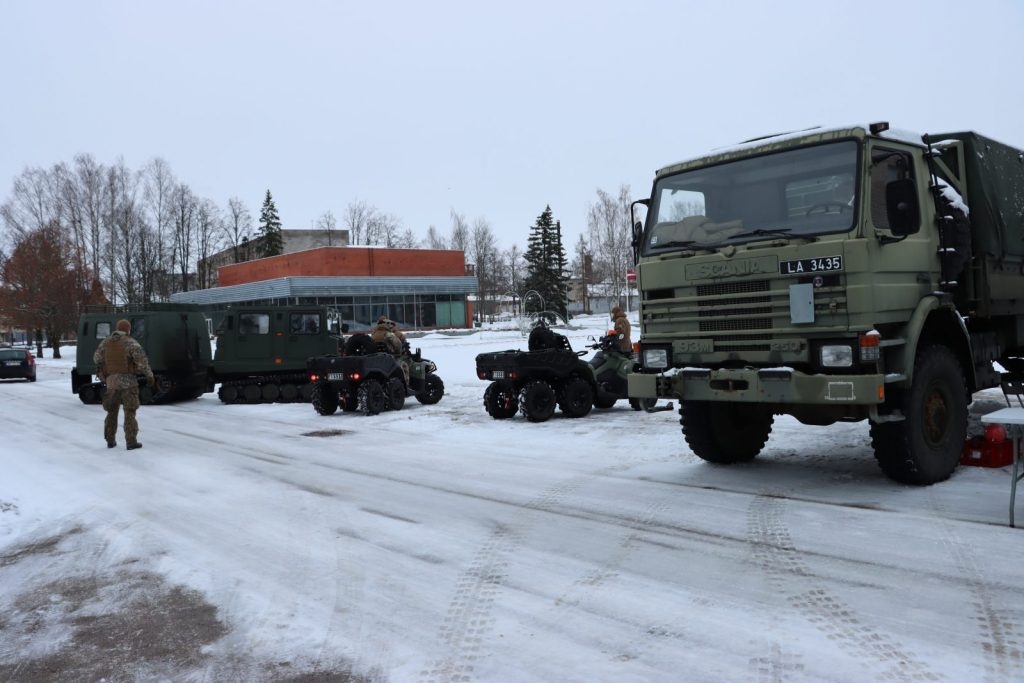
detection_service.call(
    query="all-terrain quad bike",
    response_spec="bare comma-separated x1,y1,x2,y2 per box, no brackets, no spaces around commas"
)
307,333,444,416
475,322,671,423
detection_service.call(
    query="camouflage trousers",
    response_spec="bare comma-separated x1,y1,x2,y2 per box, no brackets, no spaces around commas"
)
103,385,141,446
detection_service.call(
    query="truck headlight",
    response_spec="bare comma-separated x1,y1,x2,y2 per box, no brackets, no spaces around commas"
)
820,344,854,367
642,348,669,369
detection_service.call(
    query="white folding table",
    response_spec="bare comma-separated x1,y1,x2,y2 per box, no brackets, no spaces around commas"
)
980,407,1024,527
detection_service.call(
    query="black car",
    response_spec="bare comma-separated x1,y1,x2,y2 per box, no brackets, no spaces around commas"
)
0,347,37,382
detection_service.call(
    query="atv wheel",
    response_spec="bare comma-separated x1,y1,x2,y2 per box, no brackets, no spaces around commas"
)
629,397,657,411
520,380,556,423
484,381,519,419
311,382,339,415
870,345,966,485
592,392,617,409
358,379,387,415
340,390,359,412
681,400,773,463
559,377,593,418
387,376,406,411
416,373,445,405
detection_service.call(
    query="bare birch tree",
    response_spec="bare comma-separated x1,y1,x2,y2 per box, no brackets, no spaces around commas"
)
224,196,252,263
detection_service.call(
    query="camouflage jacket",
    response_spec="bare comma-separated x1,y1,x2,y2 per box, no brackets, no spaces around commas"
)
93,331,154,390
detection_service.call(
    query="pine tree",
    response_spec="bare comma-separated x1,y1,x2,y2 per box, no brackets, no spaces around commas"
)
523,205,569,321
256,189,283,258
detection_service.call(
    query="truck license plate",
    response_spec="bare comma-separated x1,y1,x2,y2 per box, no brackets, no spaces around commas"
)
492,370,504,379
4,361,19,366
327,372,344,381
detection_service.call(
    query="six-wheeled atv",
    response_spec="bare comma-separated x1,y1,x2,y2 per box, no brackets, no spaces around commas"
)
307,333,444,416
475,322,671,422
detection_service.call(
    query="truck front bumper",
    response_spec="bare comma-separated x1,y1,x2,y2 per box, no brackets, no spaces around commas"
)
628,367,886,406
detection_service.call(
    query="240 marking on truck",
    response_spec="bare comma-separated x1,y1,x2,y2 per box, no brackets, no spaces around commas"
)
780,255,843,275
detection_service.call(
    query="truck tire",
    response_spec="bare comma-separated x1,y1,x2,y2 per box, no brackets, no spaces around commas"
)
484,381,519,419
520,380,556,423
416,373,445,405
311,382,339,415
387,376,406,411
681,401,773,463
358,379,387,415
559,377,593,418
870,345,966,485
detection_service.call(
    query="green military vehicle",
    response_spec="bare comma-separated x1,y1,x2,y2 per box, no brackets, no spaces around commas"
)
212,305,343,403
72,304,213,404
627,122,1024,485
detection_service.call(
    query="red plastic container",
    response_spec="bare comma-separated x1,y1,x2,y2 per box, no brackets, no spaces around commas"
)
960,436,1015,468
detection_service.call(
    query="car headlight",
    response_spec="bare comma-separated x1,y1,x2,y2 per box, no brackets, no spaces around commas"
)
642,348,669,370
820,344,854,367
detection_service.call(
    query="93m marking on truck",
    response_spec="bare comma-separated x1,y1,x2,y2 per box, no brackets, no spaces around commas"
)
780,255,843,275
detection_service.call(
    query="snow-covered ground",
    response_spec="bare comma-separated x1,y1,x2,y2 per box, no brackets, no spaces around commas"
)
2,314,1023,682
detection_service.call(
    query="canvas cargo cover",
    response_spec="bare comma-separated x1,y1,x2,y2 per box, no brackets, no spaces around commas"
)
929,131,1024,259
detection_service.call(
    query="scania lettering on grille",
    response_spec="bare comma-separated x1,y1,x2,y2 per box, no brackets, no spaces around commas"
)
780,255,843,275
685,256,776,280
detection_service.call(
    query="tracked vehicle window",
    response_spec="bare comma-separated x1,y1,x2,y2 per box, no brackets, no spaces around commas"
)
239,313,270,335
290,312,320,334
645,140,859,254
869,148,914,230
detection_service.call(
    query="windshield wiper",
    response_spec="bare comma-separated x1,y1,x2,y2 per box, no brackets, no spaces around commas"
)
730,228,817,243
651,239,717,252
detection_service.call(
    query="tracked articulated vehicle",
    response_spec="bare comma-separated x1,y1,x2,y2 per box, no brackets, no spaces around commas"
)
72,304,213,404
213,305,342,404
628,122,1024,485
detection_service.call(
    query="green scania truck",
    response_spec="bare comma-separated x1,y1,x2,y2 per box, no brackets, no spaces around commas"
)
627,122,1024,484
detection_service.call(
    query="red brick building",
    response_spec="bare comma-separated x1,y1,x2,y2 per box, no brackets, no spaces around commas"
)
171,246,478,329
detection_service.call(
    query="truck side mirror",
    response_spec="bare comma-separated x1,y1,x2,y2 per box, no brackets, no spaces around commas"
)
886,178,920,236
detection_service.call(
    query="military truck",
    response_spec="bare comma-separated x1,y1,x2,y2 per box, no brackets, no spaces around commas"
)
627,122,1024,485
212,305,343,403
72,304,213,404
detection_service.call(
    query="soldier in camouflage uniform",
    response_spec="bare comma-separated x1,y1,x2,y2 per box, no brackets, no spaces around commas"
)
371,316,410,383
611,306,632,353
93,319,154,450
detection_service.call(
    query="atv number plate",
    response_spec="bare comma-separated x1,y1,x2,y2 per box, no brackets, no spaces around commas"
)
492,370,505,379
327,372,344,381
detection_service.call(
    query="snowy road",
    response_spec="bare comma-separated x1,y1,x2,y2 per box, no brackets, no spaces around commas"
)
2,320,1023,682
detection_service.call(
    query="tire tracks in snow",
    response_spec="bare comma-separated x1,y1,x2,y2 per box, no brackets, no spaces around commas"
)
419,458,657,683
747,493,939,682
927,491,1024,683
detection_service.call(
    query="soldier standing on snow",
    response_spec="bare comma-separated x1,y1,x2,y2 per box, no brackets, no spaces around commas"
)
610,306,632,353
94,319,154,450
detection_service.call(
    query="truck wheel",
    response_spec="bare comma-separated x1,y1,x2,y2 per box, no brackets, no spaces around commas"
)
520,380,556,423
870,345,966,485
311,382,339,415
387,377,406,411
416,373,445,405
358,379,387,415
484,381,519,419
559,377,593,418
681,401,773,463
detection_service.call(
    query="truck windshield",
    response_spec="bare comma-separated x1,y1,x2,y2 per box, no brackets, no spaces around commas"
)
643,140,859,255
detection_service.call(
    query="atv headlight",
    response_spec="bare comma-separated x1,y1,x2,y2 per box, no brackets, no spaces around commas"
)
820,344,854,368
642,348,669,370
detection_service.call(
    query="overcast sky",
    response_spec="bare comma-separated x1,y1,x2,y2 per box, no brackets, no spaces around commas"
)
2,0,1021,250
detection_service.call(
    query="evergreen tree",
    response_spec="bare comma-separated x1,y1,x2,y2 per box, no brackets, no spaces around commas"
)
523,205,569,321
256,189,283,258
